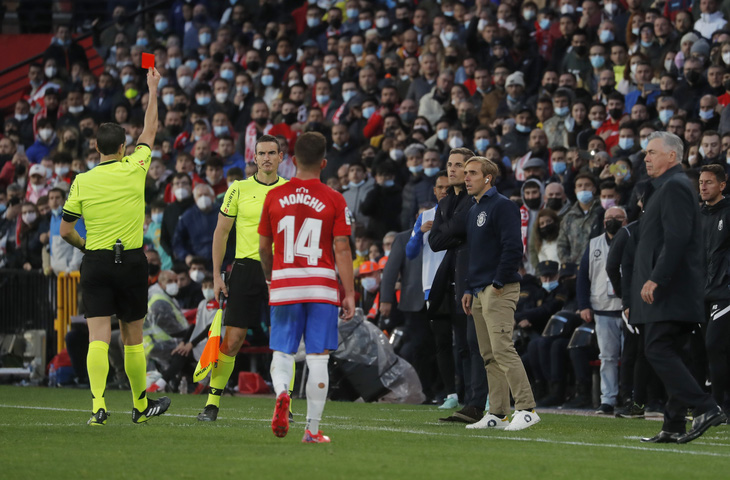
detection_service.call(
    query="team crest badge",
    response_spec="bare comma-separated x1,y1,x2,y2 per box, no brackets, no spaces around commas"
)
720,220,724,231
477,211,487,227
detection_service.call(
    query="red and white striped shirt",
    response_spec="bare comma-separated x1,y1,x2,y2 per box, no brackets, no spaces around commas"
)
258,178,351,305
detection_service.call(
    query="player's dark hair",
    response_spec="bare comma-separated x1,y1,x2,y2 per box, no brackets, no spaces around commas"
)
96,123,126,155
256,134,280,154
294,131,327,168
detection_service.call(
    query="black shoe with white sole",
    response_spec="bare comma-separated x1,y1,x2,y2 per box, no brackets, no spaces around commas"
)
132,396,171,423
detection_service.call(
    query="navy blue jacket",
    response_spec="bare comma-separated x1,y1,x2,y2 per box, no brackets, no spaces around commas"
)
465,187,522,292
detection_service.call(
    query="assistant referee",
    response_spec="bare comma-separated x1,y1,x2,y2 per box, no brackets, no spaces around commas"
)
196,134,287,422
60,67,171,426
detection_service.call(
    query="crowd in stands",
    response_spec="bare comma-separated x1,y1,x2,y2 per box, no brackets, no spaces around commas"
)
3,0,730,414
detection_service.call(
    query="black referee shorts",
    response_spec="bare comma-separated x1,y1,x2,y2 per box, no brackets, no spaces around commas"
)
80,248,148,322
224,258,269,329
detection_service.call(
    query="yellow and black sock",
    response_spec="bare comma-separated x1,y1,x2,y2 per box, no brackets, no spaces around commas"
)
124,343,148,412
87,341,109,413
206,351,235,408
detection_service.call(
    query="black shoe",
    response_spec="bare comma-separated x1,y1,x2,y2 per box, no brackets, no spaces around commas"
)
439,406,483,424
87,408,109,426
615,403,645,419
197,404,219,422
289,411,295,424
132,396,171,423
641,431,681,443
677,406,727,444
562,394,592,409
595,403,614,415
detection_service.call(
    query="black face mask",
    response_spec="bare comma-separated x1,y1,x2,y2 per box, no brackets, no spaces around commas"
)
82,127,94,138
544,83,558,94
605,219,623,235
524,197,542,210
148,263,161,277
574,45,587,57
65,139,77,150
330,18,342,29
685,70,701,85
283,111,298,125
591,167,603,177
167,124,182,136
386,66,398,77
342,66,357,81
609,108,623,120
254,117,268,127
546,197,564,211
661,89,674,96
247,60,260,72
539,222,559,239
600,84,614,95
0,153,12,165
445,55,458,64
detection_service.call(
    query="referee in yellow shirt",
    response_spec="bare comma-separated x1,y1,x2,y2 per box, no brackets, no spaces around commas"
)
197,134,286,421
60,67,171,425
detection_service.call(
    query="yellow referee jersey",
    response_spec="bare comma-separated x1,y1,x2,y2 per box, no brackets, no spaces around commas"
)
63,144,151,251
220,174,287,260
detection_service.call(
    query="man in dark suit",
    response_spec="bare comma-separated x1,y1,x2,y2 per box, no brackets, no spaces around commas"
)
380,229,431,397
632,131,726,444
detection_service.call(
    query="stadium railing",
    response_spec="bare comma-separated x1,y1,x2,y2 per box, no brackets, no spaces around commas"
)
54,270,79,353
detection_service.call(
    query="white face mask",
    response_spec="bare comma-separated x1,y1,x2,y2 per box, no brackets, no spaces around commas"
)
448,137,464,149
68,105,84,114
174,187,191,200
196,195,213,210
361,276,379,293
22,212,37,225
202,288,215,301
165,282,179,297
215,92,228,103
39,128,53,141
55,166,69,176
190,269,205,283
723,52,730,66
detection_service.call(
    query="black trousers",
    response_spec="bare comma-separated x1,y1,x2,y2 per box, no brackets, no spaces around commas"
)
706,300,730,409
644,321,717,433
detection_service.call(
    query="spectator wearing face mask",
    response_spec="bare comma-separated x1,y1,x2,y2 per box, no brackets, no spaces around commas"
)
25,164,50,204
520,177,545,275
529,209,562,271
160,172,194,260
360,160,403,240
46,187,85,275
173,184,218,268
343,161,375,232
26,119,58,164
50,151,74,188
144,200,173,270
17,202,43,271
401,144,437,230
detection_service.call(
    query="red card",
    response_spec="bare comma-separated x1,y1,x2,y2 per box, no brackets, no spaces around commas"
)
141,53,155,69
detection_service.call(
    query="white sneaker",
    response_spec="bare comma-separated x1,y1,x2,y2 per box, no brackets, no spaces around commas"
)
505,409,540,431
466,412,510,430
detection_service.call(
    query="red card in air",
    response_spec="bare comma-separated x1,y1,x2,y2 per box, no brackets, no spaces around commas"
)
142,53,155,69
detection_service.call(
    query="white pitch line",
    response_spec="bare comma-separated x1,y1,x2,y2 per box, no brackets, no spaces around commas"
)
1,404,729,457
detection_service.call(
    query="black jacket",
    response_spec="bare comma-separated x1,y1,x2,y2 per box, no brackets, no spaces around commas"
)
427,186,470,312
160,197,194,258
360,183,403,240
630,165,705,324
606,221,638,300
380,230,424,313
701,196,730,301
514,284,569,334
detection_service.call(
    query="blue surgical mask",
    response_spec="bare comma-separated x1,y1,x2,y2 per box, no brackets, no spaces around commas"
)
162,93,175,107
424,167,440,177
0,203,7,216
475,138,490,152
362,106,376,119
343,90,356,102
349,180,365,189
599,30,614,43
214,125,229,136
554,106,569,117
618,137,634,150
358,20,372,31
155,21,168,33
307,17,321,28
168,57,181,69
444,31,457,42
347,8,359,19
196,95,211,106
538,18,551,30
383,179,395,187
151,212,163,224
51,207,63,217
220,69,234,80
699,109,714,121
186,59,198,71
408,165,424,174
640,40,653,48
542,280,559,292
591,119,604,130
590,55,605,69
121,74,133,86
351,43,363,56
136,37,148,47
552,161,567,175
199,32,212,45
437,128,449,141
316,94,330,105
515,124,531,133
576,190,594,205
261,74,273,86
658,109,674,124
640,138,649,150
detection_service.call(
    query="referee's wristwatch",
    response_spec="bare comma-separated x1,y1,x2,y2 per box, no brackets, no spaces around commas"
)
80,242,86,254
492,280,503,290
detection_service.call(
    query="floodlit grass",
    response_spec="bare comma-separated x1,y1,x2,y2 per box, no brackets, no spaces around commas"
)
1,386,729,480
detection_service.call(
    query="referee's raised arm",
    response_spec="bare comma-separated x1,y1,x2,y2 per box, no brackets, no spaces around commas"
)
137,67,160,147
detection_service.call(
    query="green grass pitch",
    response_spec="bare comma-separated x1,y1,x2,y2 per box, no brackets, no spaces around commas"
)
1,386,729,479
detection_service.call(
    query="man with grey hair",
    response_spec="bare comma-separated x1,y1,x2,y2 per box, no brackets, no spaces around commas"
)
632,131,726,444
401,143,436,229
173,183,218,268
